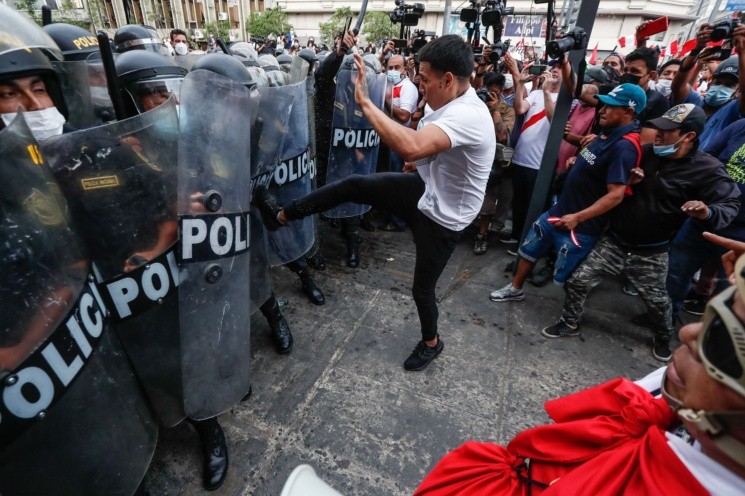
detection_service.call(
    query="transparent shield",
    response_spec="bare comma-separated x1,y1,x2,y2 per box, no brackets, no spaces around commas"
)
0,6,62,60
42,99,186,426
0,114,157,495
289,57,310,84
266,80,315,266
0,115,87,372
325,70,387,218
52,56,116,130
177,69,252,419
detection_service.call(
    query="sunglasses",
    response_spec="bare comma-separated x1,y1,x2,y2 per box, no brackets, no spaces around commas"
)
699,285,745,399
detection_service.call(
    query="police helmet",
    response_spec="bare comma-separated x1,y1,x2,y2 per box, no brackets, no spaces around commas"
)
114,24,166,54
363,53,382,74
0,5,68,119
277,53,293,73
257,54,281,72
115,50,187,116
247,66,270,87
43,23,100,62
192,53,255,87
298,48,318,66
229,41,260,67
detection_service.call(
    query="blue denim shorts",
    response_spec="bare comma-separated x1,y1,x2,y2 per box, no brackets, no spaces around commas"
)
517,212,598,284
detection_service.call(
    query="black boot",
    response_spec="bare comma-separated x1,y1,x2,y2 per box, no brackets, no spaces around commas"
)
190,417,228,491
298,270,325,305
307,253,326,271
261,297,294,354
345,234,360,268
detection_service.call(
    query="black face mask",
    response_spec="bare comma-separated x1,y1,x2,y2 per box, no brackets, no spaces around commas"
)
619,73,642,86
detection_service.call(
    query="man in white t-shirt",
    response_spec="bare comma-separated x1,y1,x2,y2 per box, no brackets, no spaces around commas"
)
255,35,495,371
384,53,420,230
506,54,563,244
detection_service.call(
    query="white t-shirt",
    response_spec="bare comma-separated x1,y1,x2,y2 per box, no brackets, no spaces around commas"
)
392,78,419,126
511,90,559,170
415,87,495,231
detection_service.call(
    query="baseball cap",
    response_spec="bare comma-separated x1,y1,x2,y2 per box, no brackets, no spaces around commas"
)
646,103,706,135
583,65,607,84
594,83,647,114
713,55,739,81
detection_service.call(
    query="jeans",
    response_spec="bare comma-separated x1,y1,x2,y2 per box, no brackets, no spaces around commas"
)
285,173,462,341
666,219,728,318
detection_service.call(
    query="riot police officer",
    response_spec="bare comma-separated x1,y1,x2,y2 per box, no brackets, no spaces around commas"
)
0,7,158,495
114,50,232,491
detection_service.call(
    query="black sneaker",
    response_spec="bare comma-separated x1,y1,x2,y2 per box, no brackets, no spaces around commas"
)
253,185,284,231
403,336,444,371
541,319,580,338
652,338,672,362
683,298,706,316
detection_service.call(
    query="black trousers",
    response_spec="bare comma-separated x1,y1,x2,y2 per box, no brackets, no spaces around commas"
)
285,173,461,341
511,164,539,242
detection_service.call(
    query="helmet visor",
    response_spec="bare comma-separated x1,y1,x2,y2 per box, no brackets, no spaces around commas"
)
125,77,183,113
699,285,745,398
0,6,62,60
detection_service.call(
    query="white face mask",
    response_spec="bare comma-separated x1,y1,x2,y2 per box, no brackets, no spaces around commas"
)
503,73,514,90
174,42,188,56
1,107,66,141
656,78,673,97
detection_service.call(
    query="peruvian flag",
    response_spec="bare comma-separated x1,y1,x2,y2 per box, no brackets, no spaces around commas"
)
660,46,666,57
670,40,679,56
588,42,599,64
679,38,698,57
618,34,635,48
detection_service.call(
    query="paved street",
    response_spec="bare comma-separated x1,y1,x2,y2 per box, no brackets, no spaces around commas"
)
143,215,676,495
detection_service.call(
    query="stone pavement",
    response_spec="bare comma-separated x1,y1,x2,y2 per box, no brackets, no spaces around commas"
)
143,217,679,495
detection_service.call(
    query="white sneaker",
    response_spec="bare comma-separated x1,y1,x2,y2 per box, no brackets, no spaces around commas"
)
489,283,525,302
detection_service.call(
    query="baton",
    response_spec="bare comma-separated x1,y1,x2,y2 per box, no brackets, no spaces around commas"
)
216,37,231,55
353,0,370,35
42,6,52,26
97,31,127,121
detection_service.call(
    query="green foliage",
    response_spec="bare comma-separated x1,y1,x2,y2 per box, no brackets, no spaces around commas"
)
361,11,395,45
56,0,91,29
318,6,353,47
202,20,231,41
245,6,292,38
15,0,40,24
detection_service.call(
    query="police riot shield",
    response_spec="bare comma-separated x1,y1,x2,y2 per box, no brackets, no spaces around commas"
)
174,53,205,71
266,80,316,266
51,54,116,130
177,69,252,419
324,68,387,218
42,98,187,427
289,57,310,84
0,114,157,495
248,85,294,306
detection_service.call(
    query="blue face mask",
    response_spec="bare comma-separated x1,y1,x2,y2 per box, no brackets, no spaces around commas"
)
653,134,686,157
704,85,736,108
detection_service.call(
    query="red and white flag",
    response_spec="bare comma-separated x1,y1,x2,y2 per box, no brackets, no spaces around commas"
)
588,42,599,64
618,34,635,48
670,40,679,56
679,38,697,57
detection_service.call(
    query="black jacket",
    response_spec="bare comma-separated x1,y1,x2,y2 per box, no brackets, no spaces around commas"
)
609,145,741,252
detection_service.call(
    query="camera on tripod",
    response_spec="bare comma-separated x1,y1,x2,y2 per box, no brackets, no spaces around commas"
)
546,26,588,59
390,0,426,26
711,16,742,42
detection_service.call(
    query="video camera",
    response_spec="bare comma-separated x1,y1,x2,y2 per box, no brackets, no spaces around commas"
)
546,26,588,59
711,15,742,42
390,0,425,27
481,0,513,28
410,29,436,53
